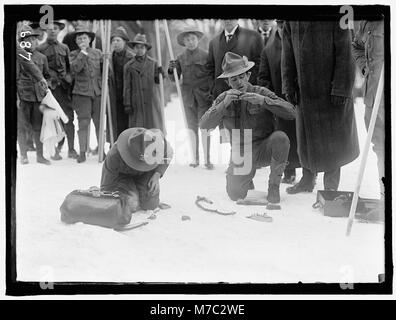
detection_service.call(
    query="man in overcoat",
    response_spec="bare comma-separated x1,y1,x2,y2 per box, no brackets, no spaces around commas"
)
108,26,135,140
70,24,103,163
281,21,359,193
257,20,300,184
123,34,165,133
37,20,78,160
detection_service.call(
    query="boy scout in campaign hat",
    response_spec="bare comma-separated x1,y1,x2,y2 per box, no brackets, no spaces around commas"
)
168,27,214,169
100,127,173,213
69,24,102,163
200,52,296,204
17,25,51,165
37,20,78,161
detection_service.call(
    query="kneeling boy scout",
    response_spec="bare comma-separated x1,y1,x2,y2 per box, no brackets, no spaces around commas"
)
200,52,296,203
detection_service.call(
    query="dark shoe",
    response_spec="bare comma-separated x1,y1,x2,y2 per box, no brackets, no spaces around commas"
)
282,175,296,184
27,145,36,152
37,155,51,165
189,162,199,168
91,147,99,155
205,162,214,170
51,150,62,161
68,149,79,159
286,180,314,194
20,156,29,165
267,184,280,204
77,152,86,163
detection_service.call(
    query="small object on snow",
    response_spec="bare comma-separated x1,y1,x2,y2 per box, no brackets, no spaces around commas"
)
181,215,191,221
158,202,171,210
246,213,273,223
147,213,157,220
114,221,149,231
236,198,268,206
195,196,236,216
266,203,281,210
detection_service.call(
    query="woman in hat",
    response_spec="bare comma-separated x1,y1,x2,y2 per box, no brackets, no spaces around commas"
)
168,28,214,170
108,26,135,140
100,127,173,212
69,24,103,163
123,34,166,133
16,25,51,165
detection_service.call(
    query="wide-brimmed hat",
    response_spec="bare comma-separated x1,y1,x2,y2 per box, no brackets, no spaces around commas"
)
176,28,204,46
18,25,41,41
117,127,173,172
217,52,255,79
30,20,66,31
72,24,95,43
127,33,152,50
111,26,130,42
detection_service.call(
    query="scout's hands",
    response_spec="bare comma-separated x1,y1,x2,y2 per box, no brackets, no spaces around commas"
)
157,66,166,78
148,172,161,195
240,92,271,113
78,42,89,54
223,89,242,108
168,60,178,74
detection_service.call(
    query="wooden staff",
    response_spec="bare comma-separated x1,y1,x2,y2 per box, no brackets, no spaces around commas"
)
155,20,166,135
346,64,384,236
163,19,192,159
98,19,111,162
106,93,114,145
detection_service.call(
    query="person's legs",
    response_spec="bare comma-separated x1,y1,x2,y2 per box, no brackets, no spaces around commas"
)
197,96,213,168
92,95,102,146
134,171,160,211
323,167,341,191
31,102,50,164
17,100,32,163
226,163,257,201
282,168,296,184
184,102,199,166
72,94,92,162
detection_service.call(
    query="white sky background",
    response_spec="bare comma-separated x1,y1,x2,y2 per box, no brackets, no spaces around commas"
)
0,0,394,299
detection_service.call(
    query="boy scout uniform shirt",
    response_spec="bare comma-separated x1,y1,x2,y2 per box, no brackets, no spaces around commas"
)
37,39,71,89
70,47,102,97
200,84,296,147
17,49,50,102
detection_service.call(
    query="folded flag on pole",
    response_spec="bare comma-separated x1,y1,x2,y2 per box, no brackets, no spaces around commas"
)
41,89,69,123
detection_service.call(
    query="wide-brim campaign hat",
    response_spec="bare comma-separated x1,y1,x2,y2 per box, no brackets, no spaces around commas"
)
30,20,66,31
18,25,41,41
117,127,173,172
72,25,95,43
217,52,255,79
127,33,152,50
111,26,130,42
177,28,204,46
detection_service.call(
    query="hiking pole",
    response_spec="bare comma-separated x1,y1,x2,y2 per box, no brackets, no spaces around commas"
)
346,64,384,236
163,19,193,160
155,19,166,135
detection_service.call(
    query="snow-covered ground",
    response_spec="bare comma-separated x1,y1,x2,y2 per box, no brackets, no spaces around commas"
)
16,97,385,284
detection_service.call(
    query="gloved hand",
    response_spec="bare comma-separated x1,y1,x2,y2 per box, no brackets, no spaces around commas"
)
168,60,178,74
157,66,166,78
124,105,132,114
331,95,347,107
285,92,298,105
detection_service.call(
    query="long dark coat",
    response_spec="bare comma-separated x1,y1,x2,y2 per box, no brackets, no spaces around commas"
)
206,26,263,99
257,27,300,169
123,55,164,133
281,21,359,173
108,47,135,141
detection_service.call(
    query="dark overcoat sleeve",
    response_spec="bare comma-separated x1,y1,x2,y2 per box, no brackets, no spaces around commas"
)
257,47,272,89
281,21,298,96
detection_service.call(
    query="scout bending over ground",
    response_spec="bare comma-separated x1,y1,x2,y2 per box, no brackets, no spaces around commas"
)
200,52,296,204
168,28,213,169
100,127,173,212
123,34,166,133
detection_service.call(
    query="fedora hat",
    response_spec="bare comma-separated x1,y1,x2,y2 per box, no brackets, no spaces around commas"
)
217,52,255,79
111,26,130,42
127,33,152,50
72,24,95,43
176,28,204,46
30,20,66,31
117,127,173,172
18,25,41,41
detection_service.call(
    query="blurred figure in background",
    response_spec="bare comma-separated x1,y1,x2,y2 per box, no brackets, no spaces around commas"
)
258,19,300,184
257,19,276,47
168,28,213,169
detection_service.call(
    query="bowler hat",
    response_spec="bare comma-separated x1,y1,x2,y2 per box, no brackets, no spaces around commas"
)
72,24,95,43
217,52,255,79
177,28,204,46
117,127,173,172
128,33,152,50
111,26,130,42
18,25,41,41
